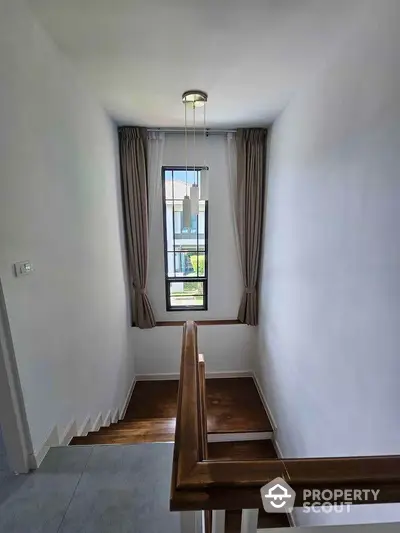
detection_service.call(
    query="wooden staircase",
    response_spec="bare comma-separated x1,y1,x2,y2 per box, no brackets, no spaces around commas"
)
68,322,400,532
71,418,176,445
70,377,289,529
71,377,273,447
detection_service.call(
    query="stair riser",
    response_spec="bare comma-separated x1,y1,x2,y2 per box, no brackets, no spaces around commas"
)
71,434,174,445
96,424,175,434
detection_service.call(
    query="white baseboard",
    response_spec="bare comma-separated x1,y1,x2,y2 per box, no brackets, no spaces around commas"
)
78,415,91,437
112,407,119,424
119,378,137,420
273,436,284,459
206,370,253,379
33,394,128,463
136,373,179,381
266,412,295,527
252,372,278,432
34,425,59,468
208,431,273,443
34,444,50,469
91,412,103,432
103,410,112,427
136,370,253,381
59,419,77,446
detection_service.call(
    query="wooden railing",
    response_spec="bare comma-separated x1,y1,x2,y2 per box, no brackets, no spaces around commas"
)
171,321,400,530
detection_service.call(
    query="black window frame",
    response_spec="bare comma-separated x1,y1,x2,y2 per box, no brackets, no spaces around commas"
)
161,166,209,312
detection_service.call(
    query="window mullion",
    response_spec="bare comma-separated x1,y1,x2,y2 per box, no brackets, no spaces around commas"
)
172,169,176,278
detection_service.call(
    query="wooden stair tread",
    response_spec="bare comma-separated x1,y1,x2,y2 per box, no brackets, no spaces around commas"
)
70,417,176,445
225,510,290,532
208,440,277,461
124,380,178,419
206,378,273,434
114,416,176,425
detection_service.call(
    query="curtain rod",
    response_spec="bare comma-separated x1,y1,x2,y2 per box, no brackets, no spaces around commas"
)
147,128,236,135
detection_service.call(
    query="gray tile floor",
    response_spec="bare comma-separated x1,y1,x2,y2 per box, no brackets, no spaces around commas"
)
0,442,180,533
0,426,10,473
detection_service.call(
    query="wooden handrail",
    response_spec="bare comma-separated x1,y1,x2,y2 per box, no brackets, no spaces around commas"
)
198,354,212,533
171,321,400,512
197,353,208,462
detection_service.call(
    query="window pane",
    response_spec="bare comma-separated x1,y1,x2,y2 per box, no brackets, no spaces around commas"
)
167,252,203,277
164,171,174,200
169,281,204,309
165,201,176,251
165,170,198,200
189,253,206,277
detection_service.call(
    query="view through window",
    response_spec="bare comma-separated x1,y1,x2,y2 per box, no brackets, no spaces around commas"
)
162,167,208,310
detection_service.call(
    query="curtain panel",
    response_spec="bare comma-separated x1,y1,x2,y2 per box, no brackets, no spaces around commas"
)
118,126,156,328
235,128,268,325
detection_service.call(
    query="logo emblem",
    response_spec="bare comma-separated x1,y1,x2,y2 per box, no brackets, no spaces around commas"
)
261,477,296,513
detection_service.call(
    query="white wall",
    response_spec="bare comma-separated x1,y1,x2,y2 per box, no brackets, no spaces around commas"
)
133,133,254,374
0,0,134,456
134,324,254,376
256,0,400,526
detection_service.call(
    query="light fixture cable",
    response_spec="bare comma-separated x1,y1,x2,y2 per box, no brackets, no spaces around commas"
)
193,103,196,184
203,100,207,170
185,100,188,195
200,99,209,202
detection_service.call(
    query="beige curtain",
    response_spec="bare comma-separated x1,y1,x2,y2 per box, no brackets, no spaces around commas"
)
119,127,156,328
236,129,267,325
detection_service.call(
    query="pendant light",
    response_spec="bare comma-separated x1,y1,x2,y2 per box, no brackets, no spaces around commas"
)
183,195,191,228
200,98,209,201
182,99,191,228
182,90,208,223
190,183,199,215
190,104,199,215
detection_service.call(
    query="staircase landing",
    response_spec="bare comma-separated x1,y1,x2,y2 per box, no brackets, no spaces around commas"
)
71,377,272,446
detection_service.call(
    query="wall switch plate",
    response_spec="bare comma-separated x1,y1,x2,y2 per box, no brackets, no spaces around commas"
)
14,261,33,277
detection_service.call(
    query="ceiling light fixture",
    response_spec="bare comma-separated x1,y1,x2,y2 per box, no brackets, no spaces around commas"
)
182,90,208,227
182,90,208,108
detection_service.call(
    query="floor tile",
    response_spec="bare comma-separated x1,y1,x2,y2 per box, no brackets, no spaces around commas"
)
0,446,92,533
59,443,179,533
39,446,93,474
0,426,11,472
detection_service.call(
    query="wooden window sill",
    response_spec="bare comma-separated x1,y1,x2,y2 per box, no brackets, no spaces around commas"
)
155,319,241,326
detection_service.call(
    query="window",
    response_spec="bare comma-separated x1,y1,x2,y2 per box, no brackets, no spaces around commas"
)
162,167,208,311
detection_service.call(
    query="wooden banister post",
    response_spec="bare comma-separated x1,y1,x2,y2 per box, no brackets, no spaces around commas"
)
198,353,208,461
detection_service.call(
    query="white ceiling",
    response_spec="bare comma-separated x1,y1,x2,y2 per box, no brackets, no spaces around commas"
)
28,0,360,127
